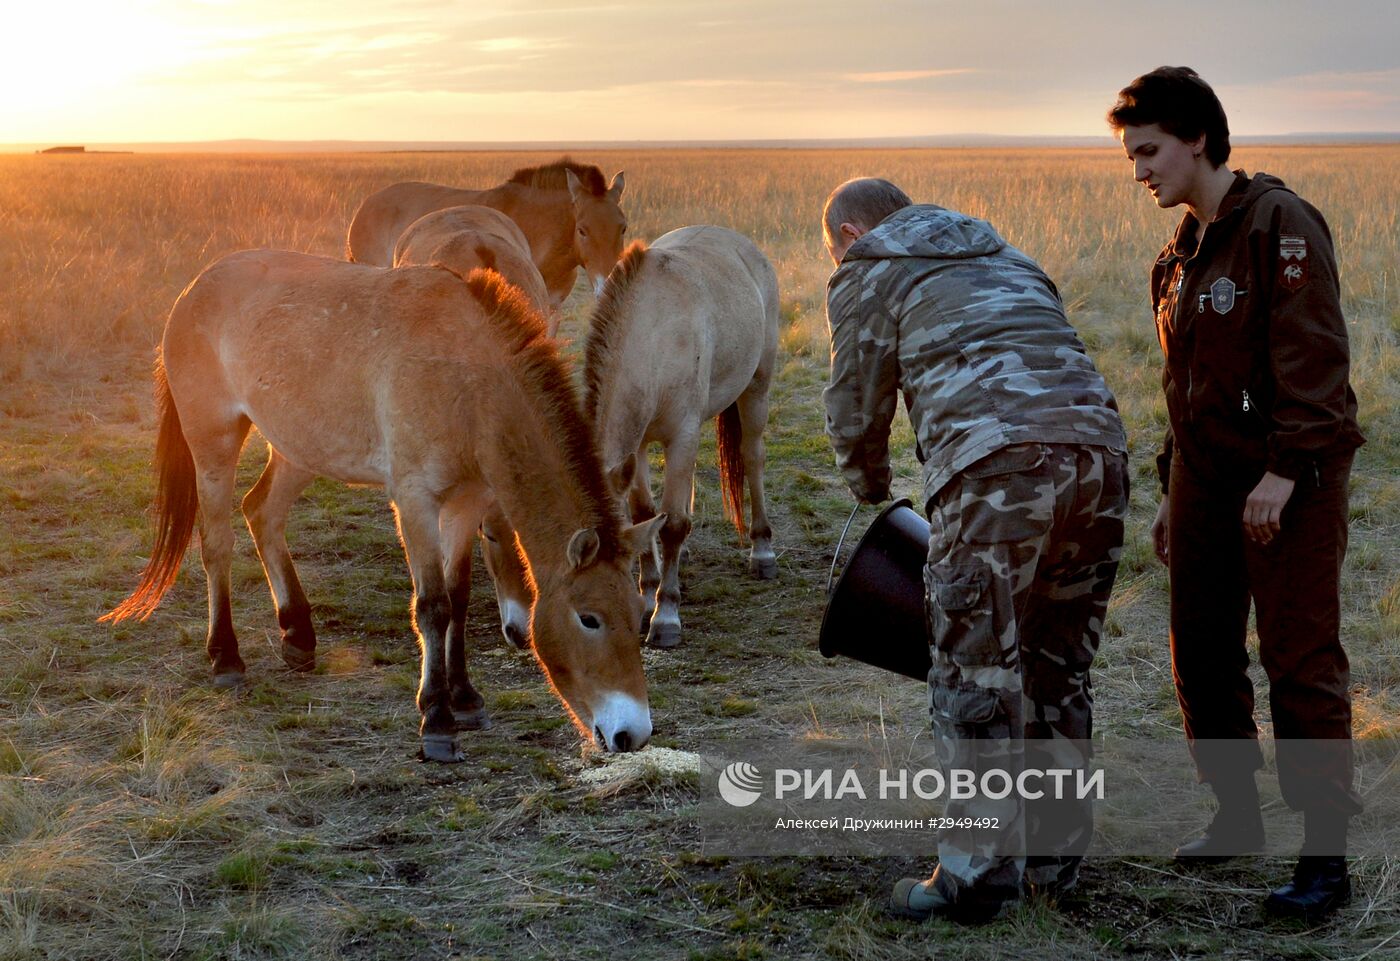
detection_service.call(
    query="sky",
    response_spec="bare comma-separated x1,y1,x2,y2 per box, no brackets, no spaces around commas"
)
2,0,1397,144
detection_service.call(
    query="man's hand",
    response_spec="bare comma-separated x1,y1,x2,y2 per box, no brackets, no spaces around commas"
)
1150,497,1169,566
1243,471,1296,546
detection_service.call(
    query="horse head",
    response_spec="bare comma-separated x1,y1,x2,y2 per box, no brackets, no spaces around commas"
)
566,169,628,297
528,516,663,752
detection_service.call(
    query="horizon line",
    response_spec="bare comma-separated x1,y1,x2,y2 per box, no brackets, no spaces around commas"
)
6,132,1400,154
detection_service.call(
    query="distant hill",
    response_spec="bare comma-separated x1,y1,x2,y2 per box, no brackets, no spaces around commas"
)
6,133,1399,154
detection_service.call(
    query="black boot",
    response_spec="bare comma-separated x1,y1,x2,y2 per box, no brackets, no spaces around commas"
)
1174,774,1264,863
1265,857,1350,921
1265,811,1350,921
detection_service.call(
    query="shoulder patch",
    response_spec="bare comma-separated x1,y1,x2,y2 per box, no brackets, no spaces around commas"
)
1278,234,1308,291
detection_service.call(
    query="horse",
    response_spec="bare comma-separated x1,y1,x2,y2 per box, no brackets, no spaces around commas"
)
393,205,555,331
101,253,663,761
393,205,545,638
347,159,627,310
583,226,780,649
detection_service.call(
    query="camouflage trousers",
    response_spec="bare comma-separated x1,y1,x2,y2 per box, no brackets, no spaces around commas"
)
923,443,1127,908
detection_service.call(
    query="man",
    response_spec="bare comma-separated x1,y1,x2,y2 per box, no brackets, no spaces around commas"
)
822,178,1128,920
1109,66,1364,921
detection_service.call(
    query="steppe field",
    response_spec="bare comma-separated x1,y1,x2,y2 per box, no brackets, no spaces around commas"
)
2,146,1398,960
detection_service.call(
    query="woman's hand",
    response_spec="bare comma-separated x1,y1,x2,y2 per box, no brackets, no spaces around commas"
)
1243,471,1296,546
1150,497,1170,566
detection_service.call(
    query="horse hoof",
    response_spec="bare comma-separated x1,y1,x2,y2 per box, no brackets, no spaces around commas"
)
645,622,682,649
212,671,246,690
418,734,465,763
280,641,316,673
454,707,493,732
750,555,778,579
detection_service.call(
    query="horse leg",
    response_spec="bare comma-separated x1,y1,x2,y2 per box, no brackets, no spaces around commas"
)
241,449,318,672
441,491,491,731
628,450,661,636
391,489,462,762
645,431,698,650
479,501,531,650
737,380,777,579
187,417,252,687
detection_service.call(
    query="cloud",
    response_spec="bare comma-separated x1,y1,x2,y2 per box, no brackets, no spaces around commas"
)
843,69,977,84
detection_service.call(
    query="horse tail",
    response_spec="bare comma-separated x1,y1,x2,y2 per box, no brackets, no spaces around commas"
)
715,401,746,536
101,360,199,623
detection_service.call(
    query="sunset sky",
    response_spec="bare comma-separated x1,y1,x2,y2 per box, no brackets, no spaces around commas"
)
3,0,1397,145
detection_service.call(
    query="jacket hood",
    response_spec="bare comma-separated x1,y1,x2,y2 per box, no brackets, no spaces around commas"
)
1168,172,1295,257
844,204,1007,262
1217,171,1293,219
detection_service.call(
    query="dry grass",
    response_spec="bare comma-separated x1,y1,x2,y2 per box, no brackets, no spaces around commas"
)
1,146,1398,959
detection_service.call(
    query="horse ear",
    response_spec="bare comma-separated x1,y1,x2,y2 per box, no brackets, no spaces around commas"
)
566,527,601,570
620,513,665,557
607,453,637,494
565,168,584,202
607,171,625,200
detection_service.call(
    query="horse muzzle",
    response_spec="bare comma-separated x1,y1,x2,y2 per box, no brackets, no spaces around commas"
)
590,692,652,753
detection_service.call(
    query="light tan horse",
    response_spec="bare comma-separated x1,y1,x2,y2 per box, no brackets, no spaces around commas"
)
347,159,627,309
102,254,662,761
394,205,554,329
584,226,780,649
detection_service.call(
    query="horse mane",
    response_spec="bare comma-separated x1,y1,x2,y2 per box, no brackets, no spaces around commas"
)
508,158,607,196
582,241,650,423
461,268,623,551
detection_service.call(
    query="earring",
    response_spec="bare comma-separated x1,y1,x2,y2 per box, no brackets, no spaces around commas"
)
1193,152,1201,159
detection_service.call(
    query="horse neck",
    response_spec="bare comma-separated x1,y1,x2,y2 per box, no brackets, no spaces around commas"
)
473,362,606,569
491,186,579,292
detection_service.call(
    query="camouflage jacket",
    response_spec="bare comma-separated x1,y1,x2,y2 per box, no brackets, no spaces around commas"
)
823,204,1126,507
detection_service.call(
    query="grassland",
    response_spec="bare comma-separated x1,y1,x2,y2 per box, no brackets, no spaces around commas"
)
1,146,1398,960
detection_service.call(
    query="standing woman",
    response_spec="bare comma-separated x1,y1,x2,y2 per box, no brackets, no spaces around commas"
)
1108,66,1364,921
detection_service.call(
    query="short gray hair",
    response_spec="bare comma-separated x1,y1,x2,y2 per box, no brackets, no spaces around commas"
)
822,178,913,244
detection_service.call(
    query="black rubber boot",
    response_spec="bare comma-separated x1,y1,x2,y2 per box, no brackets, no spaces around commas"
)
1265,857,1350,921
1174,774,1264,863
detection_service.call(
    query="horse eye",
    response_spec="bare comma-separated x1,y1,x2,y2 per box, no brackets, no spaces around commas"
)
577,226,589,237
578,613,601,631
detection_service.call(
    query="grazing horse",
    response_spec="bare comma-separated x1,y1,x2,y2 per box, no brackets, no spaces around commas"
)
583,226,780,649
394,205,554,329
102,253,661,761
347,159,627,309
393,205,544,640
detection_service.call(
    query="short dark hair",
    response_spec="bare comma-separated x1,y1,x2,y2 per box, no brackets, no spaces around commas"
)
1107,66,1231,167
823,178,913,246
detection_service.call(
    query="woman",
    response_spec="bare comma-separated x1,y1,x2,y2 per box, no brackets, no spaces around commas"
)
1108,66,1364,922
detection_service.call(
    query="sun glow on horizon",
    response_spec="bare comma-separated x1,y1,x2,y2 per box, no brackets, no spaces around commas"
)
1,1,1396,145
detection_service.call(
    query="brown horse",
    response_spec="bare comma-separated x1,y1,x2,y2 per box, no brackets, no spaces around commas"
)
347,159,627,309
584,226,779,649
394,205,554,330
102,253,661,761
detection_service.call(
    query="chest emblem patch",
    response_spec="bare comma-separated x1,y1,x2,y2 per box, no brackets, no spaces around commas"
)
1279,234,1309,290
1210,276,1238,314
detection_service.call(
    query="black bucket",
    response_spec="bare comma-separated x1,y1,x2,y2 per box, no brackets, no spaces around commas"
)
819,499,932,682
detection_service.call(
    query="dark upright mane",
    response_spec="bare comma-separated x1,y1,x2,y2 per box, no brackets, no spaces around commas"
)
462,269,623,552
508,158,607,196
582,241,650,424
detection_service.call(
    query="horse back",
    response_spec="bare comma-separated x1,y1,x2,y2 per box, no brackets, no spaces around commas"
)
394,205,551,313
347,181,490,267
639,228,779,414
163,250,493,487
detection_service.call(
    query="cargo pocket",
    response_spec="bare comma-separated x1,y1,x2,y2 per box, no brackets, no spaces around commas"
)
925,563,1001,667
957,445,1054,544
930,682,1004,727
